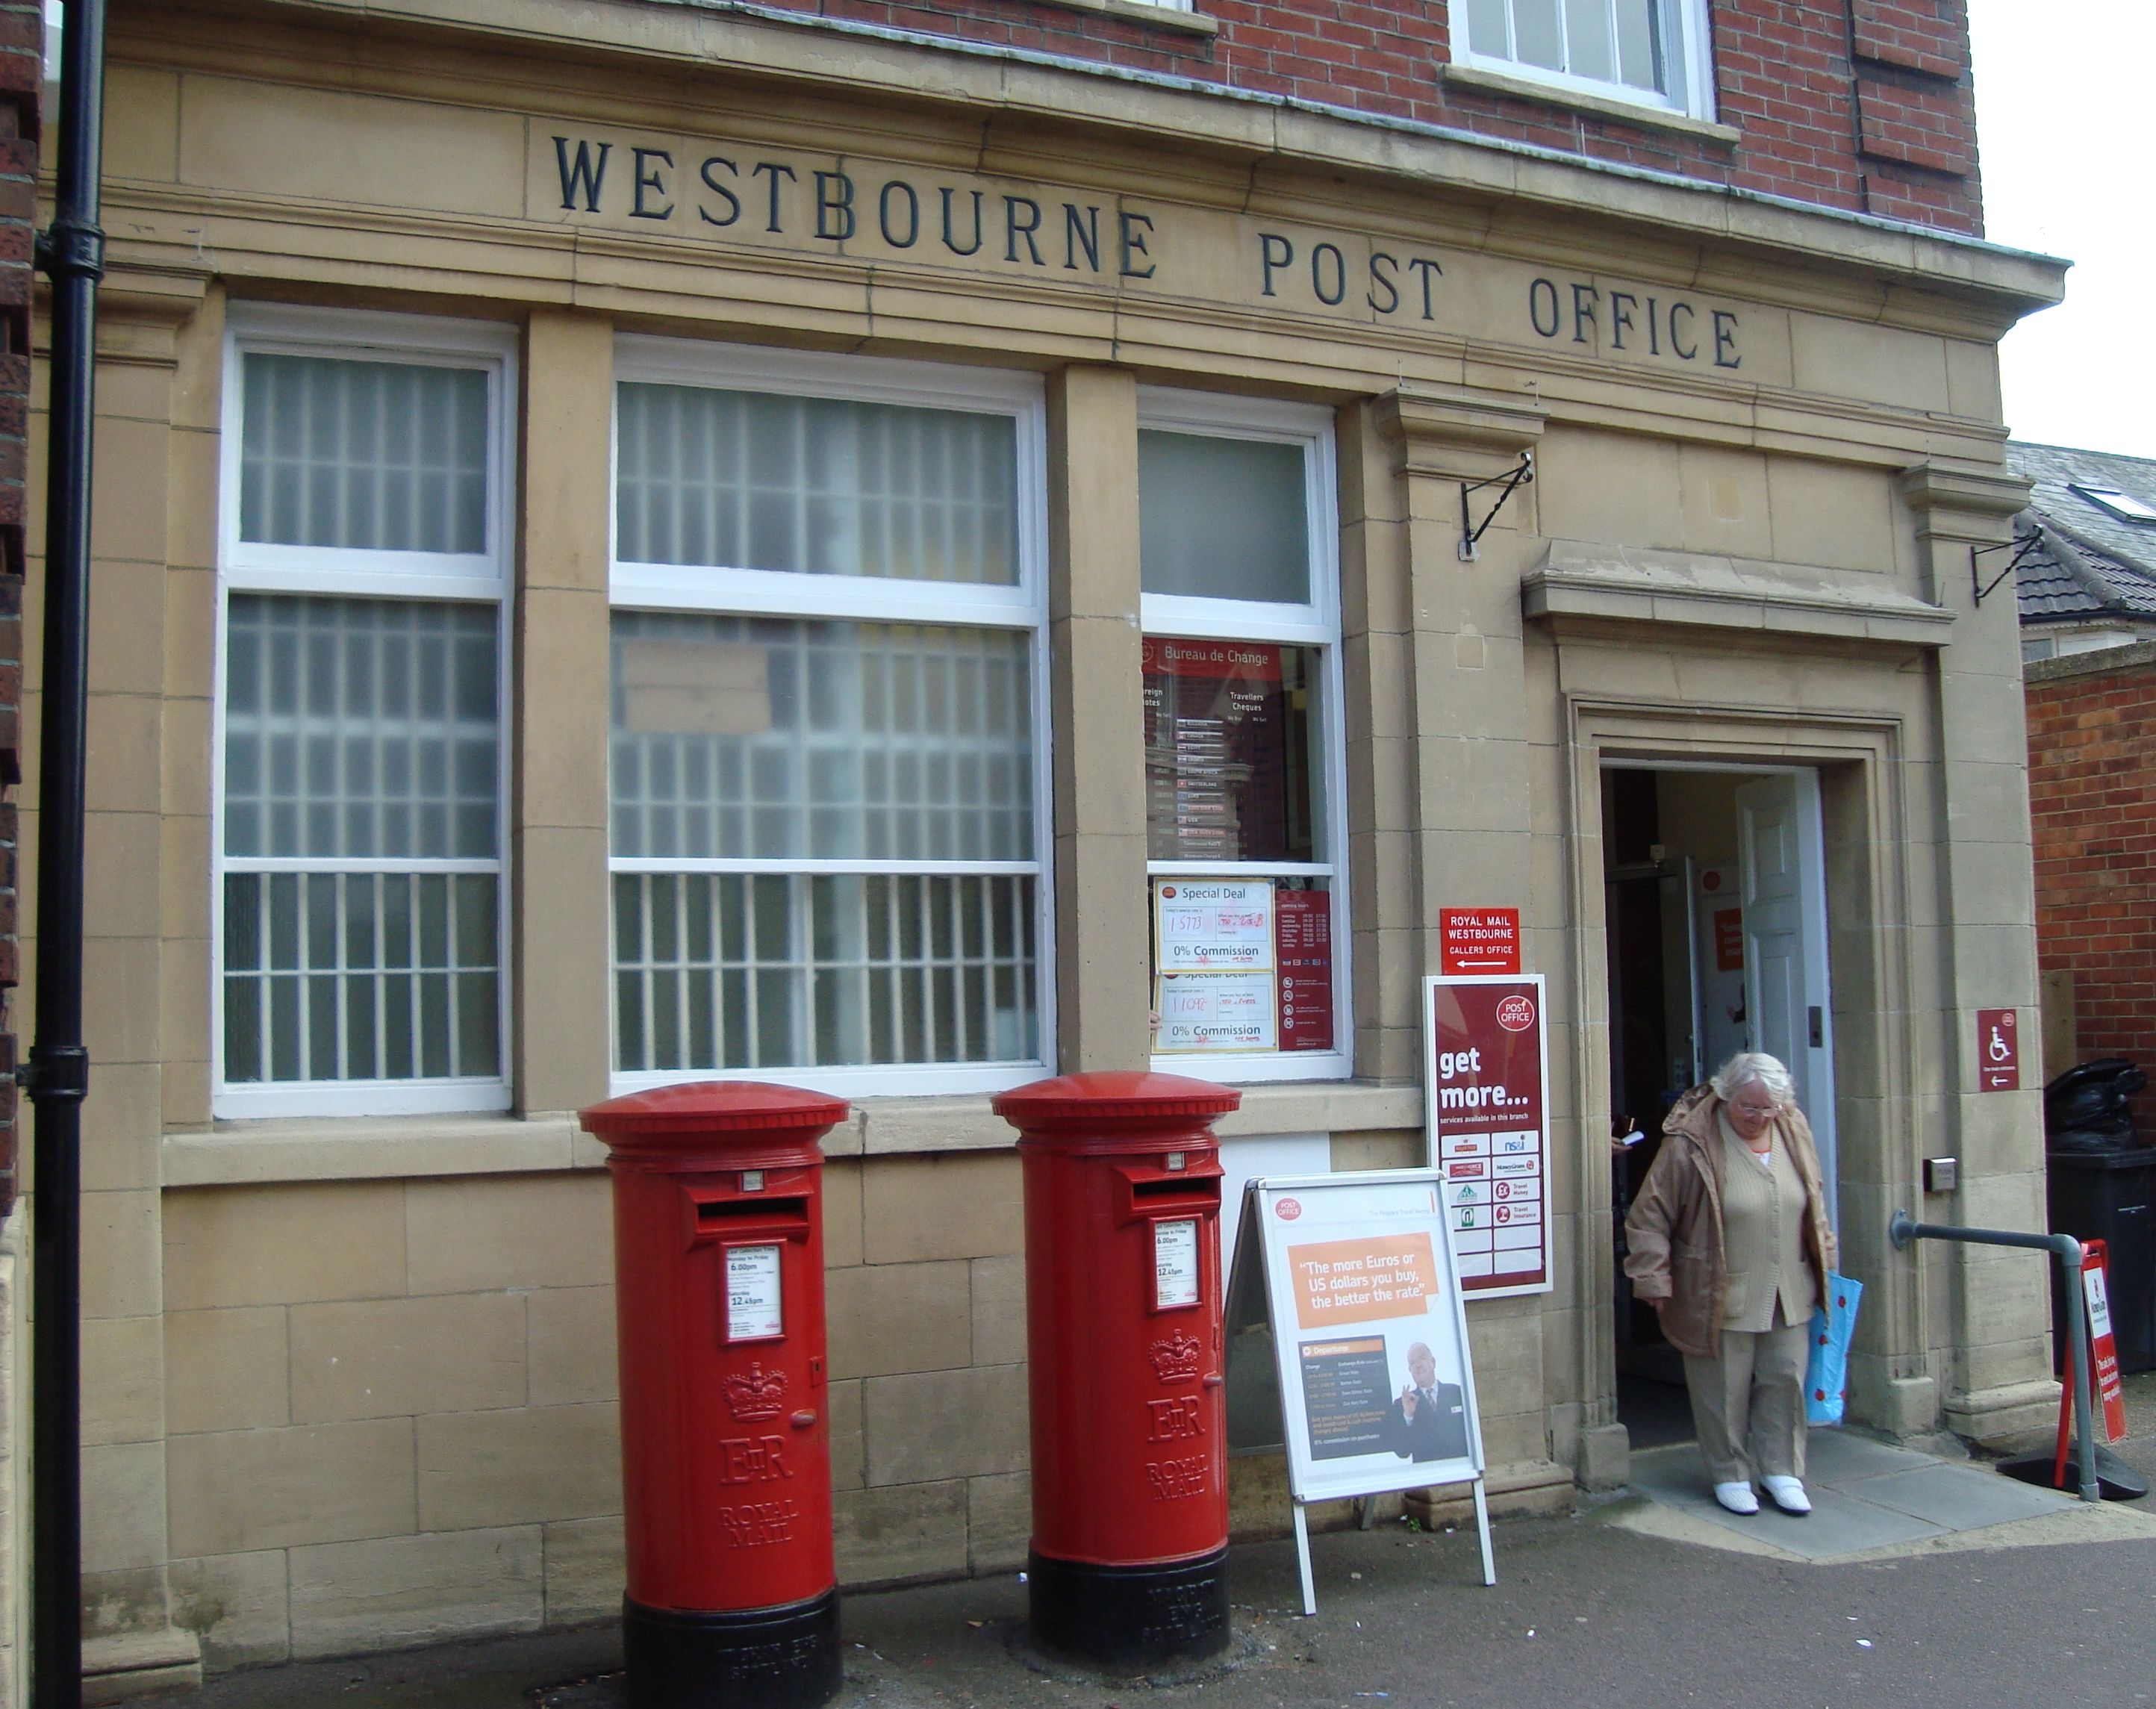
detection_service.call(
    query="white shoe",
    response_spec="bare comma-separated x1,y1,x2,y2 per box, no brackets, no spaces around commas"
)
1713,1481,1760,1514
1762,1476,1811,1515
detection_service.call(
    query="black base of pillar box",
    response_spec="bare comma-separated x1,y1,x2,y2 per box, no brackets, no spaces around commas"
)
1027,1546,1230,1666
623,1586,841,1709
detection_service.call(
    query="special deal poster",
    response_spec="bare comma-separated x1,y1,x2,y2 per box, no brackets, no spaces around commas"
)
1424,974,1554,1298
1250,1170,1484,1502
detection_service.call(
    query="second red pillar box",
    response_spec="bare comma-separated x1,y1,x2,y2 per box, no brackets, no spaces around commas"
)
992,1070,1241,1666
581,1080,850,1709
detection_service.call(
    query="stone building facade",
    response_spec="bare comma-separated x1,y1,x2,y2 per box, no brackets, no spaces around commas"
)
31,0,2066,1690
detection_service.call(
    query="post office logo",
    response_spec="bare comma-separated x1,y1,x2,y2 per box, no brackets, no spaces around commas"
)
1496,994,1536,1031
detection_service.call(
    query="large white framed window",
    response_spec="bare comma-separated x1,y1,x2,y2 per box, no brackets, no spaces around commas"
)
609,340,1053,1098
214,307,516,1119
1449,0,1716,122
1140,388,1350,1085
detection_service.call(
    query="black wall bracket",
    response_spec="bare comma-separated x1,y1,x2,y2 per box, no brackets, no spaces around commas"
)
1458,452,1534,563
1971,532,2040,606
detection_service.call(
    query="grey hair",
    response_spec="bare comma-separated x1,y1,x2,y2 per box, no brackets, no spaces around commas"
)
1710,1051,1795,1109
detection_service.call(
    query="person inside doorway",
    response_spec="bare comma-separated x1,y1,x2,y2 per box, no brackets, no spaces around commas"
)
1622,1053,1837,1516
1383,1341,1468,1463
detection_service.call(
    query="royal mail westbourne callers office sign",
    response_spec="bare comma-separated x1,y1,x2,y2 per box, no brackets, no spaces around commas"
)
532,125,1760,376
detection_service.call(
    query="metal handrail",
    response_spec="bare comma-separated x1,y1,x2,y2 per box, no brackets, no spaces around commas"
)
1888,1211,2098,1503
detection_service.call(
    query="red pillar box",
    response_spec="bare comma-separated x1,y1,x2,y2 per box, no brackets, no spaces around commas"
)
991,1071,1241,1666
581,1082,850,1709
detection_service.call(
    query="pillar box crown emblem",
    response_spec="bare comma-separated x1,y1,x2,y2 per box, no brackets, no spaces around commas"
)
723,1362,788,1422
1149,1330,1204,1385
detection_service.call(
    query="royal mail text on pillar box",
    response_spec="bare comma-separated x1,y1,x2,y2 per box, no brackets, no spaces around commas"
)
1439,908,1520,976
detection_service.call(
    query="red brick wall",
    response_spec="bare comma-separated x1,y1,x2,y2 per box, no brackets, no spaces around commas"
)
2028,659,2156,1103
0,0,30,1213
788,0,1982,233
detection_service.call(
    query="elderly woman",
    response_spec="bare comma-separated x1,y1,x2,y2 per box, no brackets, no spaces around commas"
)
1624,1052,1838,1516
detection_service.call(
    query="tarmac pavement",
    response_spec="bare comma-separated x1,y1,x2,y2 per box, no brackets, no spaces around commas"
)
178,1373,2156,1709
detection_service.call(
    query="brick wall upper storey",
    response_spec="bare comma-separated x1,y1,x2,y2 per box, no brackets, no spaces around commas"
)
776,0,1983,234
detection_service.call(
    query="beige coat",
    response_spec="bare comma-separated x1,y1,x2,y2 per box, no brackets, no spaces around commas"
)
1622,1084,1839,1358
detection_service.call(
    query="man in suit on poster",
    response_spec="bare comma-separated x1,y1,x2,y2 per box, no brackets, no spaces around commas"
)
1383,1341,1468,1463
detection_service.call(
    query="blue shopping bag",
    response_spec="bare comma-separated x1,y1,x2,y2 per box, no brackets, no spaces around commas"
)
1805,1273,1863,1426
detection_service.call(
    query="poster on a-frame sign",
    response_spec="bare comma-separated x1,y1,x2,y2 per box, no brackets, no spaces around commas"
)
1224,1167,1494,1612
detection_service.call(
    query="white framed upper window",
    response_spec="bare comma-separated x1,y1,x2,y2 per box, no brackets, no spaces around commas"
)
1449,0,1716,121
608,340,1053,1099
1139,388,1350,1085
214,306,517,1119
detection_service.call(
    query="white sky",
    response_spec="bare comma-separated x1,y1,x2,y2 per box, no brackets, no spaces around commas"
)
1968,0,2155,459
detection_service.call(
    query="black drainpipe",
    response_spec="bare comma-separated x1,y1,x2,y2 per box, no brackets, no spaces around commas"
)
28,2,106,1705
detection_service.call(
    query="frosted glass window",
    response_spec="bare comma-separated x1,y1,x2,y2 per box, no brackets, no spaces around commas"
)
609,614,1033,862
1514,0,1563,68
1460,0,1677,100
1138,432,1309,604
223,871,499,1083
616,384,1020,584
614,872,1037,1071
224,595,499,860
240,354,488,553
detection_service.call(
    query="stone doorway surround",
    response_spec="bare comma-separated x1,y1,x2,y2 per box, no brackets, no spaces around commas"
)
1543,474,2053,1466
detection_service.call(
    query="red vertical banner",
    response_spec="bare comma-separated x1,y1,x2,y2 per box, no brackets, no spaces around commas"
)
1977,1008,2019,1092
1424,975,1551,1298
2083,1241,2129,1444
1275,888,1334,1053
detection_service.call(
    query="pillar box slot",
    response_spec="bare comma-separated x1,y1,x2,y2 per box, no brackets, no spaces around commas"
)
582,1080,850,1709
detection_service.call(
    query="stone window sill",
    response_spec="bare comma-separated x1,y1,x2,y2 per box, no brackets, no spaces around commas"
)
1441,62,1741,146
160,1080,1424,1186
1027,0,1218,35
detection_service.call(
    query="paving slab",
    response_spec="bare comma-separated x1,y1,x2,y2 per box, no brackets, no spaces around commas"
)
1627,1444,1949,1559
1845,1462,2075,1530
1804,1427,1944,1482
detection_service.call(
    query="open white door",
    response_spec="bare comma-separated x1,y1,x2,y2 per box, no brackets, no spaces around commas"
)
1735,771,1837,1227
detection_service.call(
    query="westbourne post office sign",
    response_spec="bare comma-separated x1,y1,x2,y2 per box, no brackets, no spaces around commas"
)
531,124,1763,378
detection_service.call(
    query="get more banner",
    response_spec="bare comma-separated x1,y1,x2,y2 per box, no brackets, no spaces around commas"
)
1424,974,1553,1298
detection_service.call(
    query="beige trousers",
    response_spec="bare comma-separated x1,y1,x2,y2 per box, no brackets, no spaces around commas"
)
1682,1307,1810,1485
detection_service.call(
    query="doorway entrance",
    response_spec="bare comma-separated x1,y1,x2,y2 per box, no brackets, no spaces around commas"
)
1602,762,1839,1445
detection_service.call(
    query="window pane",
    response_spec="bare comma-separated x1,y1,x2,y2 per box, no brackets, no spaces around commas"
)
1143,641,1323,863
1615,0,1660,89
240,354,488,553
615,383,1020,584
609,614,1034,862
1465,0,1510,55
1138,432,1310,604
612,872,1036,1071
1564,0,1614,82
222,872,499,1083
225,594,499,859
1512,0,1564,68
